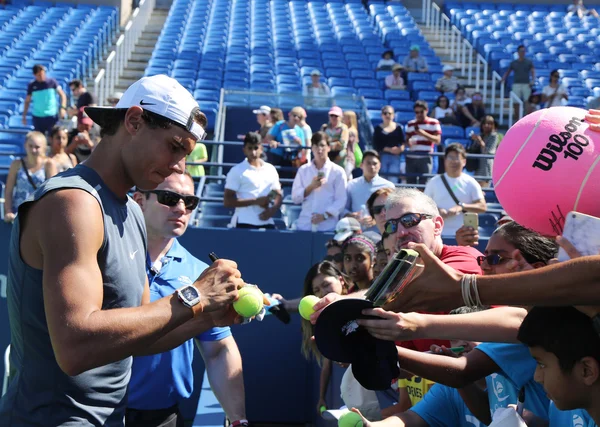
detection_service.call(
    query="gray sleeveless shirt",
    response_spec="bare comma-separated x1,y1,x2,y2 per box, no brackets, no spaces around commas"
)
0,165,147,426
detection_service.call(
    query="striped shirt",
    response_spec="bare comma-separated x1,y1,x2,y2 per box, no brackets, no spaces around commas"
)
406,117,441,157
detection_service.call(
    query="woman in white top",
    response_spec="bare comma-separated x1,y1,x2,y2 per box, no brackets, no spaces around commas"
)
433,95,457,125
542,70,568,108
451,86,471,112
377,50,396,71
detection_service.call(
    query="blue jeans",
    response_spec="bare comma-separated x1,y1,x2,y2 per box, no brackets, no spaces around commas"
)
380,153,402,183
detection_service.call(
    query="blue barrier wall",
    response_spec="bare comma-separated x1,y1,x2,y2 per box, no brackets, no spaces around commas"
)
0,224,488,423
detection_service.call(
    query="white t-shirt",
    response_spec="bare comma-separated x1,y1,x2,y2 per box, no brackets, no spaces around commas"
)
434,107,454,120
424,173,484,236
225,159,281,226
542,84,567,108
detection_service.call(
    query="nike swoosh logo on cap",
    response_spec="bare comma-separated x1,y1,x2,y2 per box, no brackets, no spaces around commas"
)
139,100,155,106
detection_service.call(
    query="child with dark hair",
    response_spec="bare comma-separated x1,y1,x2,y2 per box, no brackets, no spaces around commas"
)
518,306,600,425
300,261,351,416
341,235,376,291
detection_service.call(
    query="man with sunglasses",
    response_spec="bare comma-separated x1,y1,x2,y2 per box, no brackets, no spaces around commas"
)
382,187,482,352
0,75,245,426
128,172,246,427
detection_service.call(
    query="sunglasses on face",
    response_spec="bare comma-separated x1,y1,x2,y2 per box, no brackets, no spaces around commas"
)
476,254,511,266
384,213,434,234
414,109,425,114
382,111,393,116
143,190,200,210
372,204,386,215
292,114,302,119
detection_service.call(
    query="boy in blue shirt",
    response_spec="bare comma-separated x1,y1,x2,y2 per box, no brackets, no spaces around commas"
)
517,306,600,426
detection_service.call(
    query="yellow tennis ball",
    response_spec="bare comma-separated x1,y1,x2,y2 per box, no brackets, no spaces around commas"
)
233,286,263,318
299,295,320,320
338,411,363,427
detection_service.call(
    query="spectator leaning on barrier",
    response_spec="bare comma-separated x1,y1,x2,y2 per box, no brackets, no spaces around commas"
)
253,105,273,140
372,105,406,184
224,132,282,230
435,65,459,94
128,172,247,427
424,143,487,238
403,45,428,73
385,64,406,90
345,150,395,229
405,100,441,185
23,64,68,134
291,131,347,232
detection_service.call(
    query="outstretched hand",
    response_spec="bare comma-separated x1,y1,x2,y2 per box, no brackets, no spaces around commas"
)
382,243,464,313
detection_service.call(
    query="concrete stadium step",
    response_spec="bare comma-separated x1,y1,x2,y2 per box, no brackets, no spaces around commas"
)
125,61,147,72
130,52,150,62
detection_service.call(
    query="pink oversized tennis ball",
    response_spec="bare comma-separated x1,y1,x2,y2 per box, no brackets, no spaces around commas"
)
492,107,600,236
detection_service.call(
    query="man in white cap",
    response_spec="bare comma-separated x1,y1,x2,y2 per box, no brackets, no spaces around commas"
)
252,105,272,139
0,74,245,426
435,65,459,94
303,69,331,98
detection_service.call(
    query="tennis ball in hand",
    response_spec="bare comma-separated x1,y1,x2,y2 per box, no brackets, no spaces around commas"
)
299,295,320,320
233,286,264,318
338,411,363,427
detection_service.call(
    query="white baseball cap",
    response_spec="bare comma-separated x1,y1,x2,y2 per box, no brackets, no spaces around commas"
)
442,64,454,72
252,105,271,115
334,217,362,243
86,74,206,141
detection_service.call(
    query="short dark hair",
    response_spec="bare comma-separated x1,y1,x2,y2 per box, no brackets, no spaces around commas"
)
381,105,394,113
32,64,46,74
517,45,525,51
492,221,557,265
311,131,329,146
518,306,600,373
243,131,261,146
362,149,380,162
99,108,208,139
444,143,466,159
69,79,82,89
414,100,428,111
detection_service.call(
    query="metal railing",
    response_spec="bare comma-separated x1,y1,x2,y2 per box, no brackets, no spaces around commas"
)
508,91,525,127
93,0,155,106
422,0,519,127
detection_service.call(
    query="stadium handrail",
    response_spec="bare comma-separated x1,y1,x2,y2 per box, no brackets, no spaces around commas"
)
508,91,525,127
424,0,521,126
93,0,155,106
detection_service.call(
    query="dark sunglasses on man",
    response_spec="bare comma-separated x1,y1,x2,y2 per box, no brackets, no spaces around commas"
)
140,190,200,210
384,213,433,234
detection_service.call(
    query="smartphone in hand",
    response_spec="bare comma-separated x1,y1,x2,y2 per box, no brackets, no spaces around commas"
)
463,212,479,229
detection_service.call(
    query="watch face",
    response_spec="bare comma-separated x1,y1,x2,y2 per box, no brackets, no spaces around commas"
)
181,286,199,301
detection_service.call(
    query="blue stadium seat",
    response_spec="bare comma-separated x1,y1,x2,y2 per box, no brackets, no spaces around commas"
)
440,125,465,140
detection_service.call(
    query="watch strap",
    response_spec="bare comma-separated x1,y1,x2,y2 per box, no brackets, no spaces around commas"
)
231,420,249,427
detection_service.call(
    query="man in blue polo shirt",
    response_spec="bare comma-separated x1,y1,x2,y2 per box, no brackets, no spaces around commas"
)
128,172,246,427
22,64,67,134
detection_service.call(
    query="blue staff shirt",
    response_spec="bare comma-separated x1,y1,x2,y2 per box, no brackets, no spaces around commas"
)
549,402,597,427
127,239,231,410
268,120,306,158
411,383,484,426
476,343,550,420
